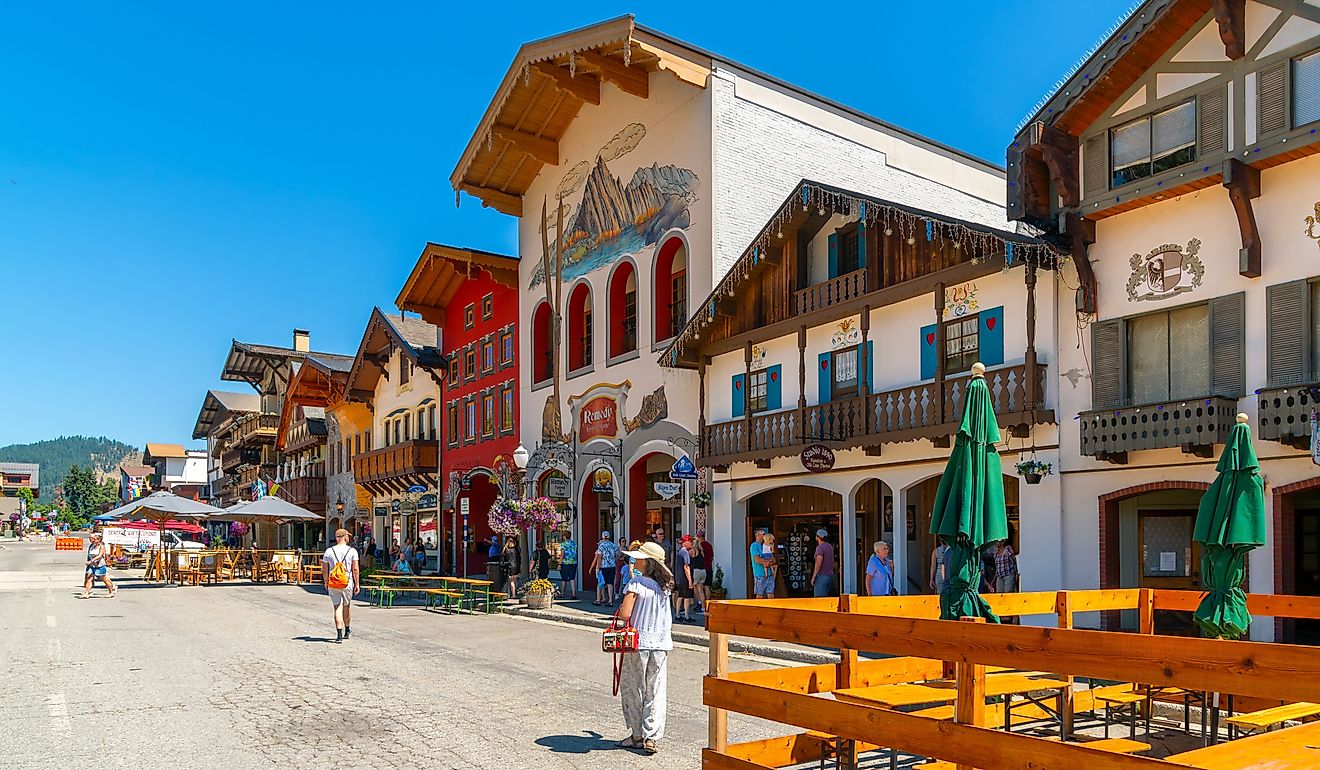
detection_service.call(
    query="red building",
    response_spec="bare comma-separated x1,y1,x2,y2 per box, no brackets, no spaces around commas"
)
397,242,520,575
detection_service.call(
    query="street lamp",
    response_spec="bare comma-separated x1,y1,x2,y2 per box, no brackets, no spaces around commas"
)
512,443,529,471
335,496,345,515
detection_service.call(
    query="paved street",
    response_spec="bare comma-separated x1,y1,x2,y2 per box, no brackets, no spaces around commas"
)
0,540,781,769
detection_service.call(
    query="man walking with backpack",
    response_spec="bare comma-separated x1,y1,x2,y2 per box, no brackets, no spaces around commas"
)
322,528,360,643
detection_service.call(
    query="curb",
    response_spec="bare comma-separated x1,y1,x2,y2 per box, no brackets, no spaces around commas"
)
504,605,837,665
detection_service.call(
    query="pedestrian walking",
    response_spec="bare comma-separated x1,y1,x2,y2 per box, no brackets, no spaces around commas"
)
534,539,551,581
500,537,521,597
590,531,618,606
760,533,777,597
675,535,694,622
82,532,114,599
930,538,950,594
322,528,360,643
615,541,674,755
558,531,578,599
612,536,629,599
809,529,836,597
865,541,894,597
993,540,1019,593
414,539,427,575
362,536,376,570
688,535,707,613
749,528,772,598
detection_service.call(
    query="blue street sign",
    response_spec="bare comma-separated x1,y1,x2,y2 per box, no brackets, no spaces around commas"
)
407,484,427,494
669,454,697,480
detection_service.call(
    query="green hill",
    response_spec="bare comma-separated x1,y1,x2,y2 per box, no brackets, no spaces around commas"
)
0,436,139,502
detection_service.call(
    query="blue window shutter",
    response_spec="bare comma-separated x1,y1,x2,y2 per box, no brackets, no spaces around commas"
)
827,233,839,279
766,365,782,410
920,323,937,380
732,374,745,418
817,352,832,403
864,340,873,392
980,307,1004,366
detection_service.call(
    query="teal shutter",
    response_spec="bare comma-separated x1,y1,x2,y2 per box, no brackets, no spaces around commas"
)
818,352,832,404
732,374,745,418
766,365,782,410
920,323,937,380
864,340,873,392
979,307,1004,366
827,233,839,279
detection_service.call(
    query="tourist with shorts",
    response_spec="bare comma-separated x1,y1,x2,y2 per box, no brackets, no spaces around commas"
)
322,528,360,643
760,533,777,595
558,531,578,599
749,528,773,598
82,532,114,599
810,529,836,597
590,530,618,606
675,535,695,622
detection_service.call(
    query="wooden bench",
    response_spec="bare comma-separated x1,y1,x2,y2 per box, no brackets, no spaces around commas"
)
1225,702,1320,740
916,737,1151,768
367,586,417,607
422,589,464,612
1088,685,1147,739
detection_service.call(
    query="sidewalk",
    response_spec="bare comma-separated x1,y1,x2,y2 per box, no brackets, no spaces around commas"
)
505,595,842,665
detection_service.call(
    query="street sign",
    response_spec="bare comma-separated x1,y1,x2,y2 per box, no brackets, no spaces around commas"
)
800,444,836,473
1312,414,1320,467
546,476,571,500
398,499,418,515
669,454,698,480
407,484,427,494
653,482,683,500
460,497,470,516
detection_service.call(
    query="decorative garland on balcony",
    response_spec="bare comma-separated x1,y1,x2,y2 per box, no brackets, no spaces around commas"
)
662,183,1061,366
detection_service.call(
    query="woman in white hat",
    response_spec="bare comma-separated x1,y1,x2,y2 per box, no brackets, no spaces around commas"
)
615,540,674,755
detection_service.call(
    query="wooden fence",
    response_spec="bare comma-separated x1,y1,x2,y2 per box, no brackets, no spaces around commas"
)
704,589,1320,770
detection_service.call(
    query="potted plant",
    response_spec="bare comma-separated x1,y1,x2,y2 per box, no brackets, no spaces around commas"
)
523,578,557,609
709,564,727,600
691,491,712,509
1015,458,1052,485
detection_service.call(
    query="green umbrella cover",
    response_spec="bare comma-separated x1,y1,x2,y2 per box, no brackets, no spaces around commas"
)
929,363,1009,622
1192,413,1266,639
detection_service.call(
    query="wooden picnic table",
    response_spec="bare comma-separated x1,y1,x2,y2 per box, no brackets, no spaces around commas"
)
835,672,1072,738
1170,720,1320,769
364,575,496,612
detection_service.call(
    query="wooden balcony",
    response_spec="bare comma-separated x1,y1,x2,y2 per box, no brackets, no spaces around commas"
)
1257,384,1319,449
701,362,1050,467
282,474,326,511
232,413,280,446
353,439,438,494
1079,396,1238,463
283,418,326,453
222,445,275,472
794,269,867,316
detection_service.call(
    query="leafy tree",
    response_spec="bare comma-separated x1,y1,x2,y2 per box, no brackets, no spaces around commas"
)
16,487,34,513
61,465,118,530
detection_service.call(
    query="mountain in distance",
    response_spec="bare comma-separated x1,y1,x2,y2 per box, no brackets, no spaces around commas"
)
571,156,664,240
630,162,699,202
0,435,139,501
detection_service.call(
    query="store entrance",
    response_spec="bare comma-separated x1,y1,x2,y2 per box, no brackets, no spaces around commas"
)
1137,509,1200,636
746,485,842,598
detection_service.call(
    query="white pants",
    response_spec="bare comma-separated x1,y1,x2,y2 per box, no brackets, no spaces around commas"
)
620,649,668,741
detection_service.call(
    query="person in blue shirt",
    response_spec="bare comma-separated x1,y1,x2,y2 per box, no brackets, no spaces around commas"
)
749,528,772,598
865,540,894,597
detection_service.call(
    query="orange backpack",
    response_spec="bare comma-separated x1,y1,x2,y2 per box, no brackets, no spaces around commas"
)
327,547,351,590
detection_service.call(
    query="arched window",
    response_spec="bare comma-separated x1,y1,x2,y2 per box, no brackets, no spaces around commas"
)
608,261,638,358
532,301,553,384
654,236,688,342
567,283,593,371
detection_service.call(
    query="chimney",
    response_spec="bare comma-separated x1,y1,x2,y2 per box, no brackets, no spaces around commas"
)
293,328,310,352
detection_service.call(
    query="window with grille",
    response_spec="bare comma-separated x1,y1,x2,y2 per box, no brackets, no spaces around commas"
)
501,387,514,431
747,370,769,413
831,346,859,400
482,393,494,437
1296,49,1320,127
1110,100,1196,188
447,403,459,447
944,314,980,375
1128,304,1210,404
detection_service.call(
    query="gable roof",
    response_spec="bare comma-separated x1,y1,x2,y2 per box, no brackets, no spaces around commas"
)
120,464,154,478
221,339,350,390
192,389,262,440
0,462,40,488
278,352,352,449
143,443,187,460
396,242,520,326
345,308,443,396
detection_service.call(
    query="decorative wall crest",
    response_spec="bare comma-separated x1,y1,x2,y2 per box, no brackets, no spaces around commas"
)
749,344,768,370
1126,239,1204,302
1305,202,1320,251
830,317,862,350
942,282,979,319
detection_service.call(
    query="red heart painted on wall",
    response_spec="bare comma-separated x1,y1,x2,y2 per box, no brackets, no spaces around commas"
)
770,371,778,382
986,317,997,331
925,333,935,346
820,360,829,370
734,381,742,390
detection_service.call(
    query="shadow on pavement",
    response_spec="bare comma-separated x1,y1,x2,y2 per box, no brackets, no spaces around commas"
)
291,635,337,644
534,731,617,754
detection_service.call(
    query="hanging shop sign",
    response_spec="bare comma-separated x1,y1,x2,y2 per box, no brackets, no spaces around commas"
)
800,444,836,473
407,484,427,494
653,482,683,500
418,493,438,510
669,454,698,480
390,500,401,513
398,498,418,515
592,466,615,494
546,476,571,500
578,395,620,442
373,506,388,517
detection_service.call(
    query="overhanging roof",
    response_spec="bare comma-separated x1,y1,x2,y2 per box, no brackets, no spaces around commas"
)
143,443,187,461
396,242,520,327
192,390,261,440
221,340,351,390
345,308,444,397
278,354,352,450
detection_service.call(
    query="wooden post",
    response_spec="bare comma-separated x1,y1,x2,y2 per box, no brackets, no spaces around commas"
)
955,616,987,770
934,283,947,423
859,307,872,435
1024,262,1039,410
708,630,728,753
698,356,707,454
837,593,860,770
743,342,753,453
797,326,808,441
1138,588,1155,635
1055,590,1075,737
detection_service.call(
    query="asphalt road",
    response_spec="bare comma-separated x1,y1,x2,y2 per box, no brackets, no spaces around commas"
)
0,539,783,769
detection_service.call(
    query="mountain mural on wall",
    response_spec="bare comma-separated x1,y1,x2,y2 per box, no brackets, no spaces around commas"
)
530,122,698,288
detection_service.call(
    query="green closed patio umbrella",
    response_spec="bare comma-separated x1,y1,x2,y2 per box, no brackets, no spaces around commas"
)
1192,413,1266,639
929,363,1008,622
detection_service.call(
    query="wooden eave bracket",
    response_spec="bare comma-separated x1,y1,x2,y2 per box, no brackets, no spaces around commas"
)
1034,123,1081,209
578,50,648,98
1212,0,1247,60
457,183,522,217
531,63,601,105
1062,212,1098,314
492,124,558,166
1223,158,1262,278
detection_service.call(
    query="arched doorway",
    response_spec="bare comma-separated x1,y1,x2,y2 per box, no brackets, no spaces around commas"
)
627,451,686,550
1273,477,1320,644
852,479,894,594
457,473,499,577
902,474,1021,596
746,485,843,598
579,465,615,557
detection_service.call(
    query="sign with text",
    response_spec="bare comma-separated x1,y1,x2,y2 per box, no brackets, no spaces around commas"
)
578,395,620,442
592,466,615,494
1313,415,1320,467
418,493,438,510
800,444,836,473
459,497,470,516
669,454,697,480
102,527,160,548
653,482,683,500
546,476,571,500
398,499,418,515
407,484,427,494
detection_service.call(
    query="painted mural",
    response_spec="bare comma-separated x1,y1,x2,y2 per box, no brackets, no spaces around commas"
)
530,122,699,288
1125,239,1205,302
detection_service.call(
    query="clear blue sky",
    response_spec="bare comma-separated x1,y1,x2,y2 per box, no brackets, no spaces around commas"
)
0,1,1132,448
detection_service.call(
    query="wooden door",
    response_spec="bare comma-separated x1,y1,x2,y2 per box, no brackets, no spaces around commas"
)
1295,509,1320,644
1138,510,1200,635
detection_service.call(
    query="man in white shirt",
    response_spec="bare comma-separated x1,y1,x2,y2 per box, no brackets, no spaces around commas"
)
322,528,360,643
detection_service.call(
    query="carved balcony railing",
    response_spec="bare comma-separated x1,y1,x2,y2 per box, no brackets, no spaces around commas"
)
794,269,867,316
1079,396,1238,463
232,413,280,446
283,418,326,454
699,362,1051,467
282,475,327,510
353,439,439,493
1257,383,1319,449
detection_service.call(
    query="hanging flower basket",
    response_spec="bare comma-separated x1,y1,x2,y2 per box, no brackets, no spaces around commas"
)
519,497,564,531
228,522,249,538
1014,459,1052,485
487,497,521,535
691,491,712,509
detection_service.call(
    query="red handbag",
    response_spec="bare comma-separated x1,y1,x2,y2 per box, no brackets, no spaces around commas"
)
602,606,638,695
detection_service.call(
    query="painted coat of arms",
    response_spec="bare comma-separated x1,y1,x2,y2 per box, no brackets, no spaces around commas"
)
1126,239,1205,302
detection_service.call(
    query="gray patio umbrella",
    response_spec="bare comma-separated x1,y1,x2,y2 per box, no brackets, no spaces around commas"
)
106,492,227,580
218,495,322,524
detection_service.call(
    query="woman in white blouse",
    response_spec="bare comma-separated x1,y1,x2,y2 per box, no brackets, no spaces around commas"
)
615,540,674,755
